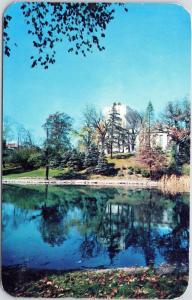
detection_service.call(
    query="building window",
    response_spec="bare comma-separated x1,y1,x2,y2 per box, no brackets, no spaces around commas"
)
159,135,163,146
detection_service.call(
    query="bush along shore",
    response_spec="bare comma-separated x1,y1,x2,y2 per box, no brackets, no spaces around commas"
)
2,265,188,298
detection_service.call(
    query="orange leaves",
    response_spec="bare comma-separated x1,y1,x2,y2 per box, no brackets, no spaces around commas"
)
109,287,118,298
3,267,189,298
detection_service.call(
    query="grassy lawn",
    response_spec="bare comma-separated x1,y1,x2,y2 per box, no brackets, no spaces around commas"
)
2,267,188,298
3,156,148,180
107,155,145,170
3,168,68,179
3,155,143,180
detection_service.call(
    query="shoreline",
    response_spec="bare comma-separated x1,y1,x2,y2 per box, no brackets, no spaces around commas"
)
2,178,158,187
3,175,189,193
2,263,188,275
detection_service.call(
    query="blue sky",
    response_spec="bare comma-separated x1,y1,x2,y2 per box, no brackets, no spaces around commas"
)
3,3,191,142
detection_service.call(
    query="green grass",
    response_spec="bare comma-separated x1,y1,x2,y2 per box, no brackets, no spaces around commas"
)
3,167,67,179
107,155,145,170
3,155,144,180
2,267,188,298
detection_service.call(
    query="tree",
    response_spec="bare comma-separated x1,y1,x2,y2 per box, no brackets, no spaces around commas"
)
3,15,12,57
3,116,14,143
137,101,168,179
3,116,14,168
75,106,98,152
16,126,34,148
3,120,36,169
137,101,155,153
94,150,115,176
143,101,154,148
162,98,190,165
138,146,167,179
43,112,72,179
107,102,122,158
83,105,109,151
94,150,109,175
125,107,142,152
4,3,128,69
11,147,42,170
84,144,99,168
67,149,84,171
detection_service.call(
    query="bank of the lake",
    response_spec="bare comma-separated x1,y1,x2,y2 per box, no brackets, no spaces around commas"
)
2,265,188,298
3,174,190,193
2,177,158,187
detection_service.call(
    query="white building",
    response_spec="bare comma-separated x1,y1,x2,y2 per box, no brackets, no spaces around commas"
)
135,127,171,152
6,141,19,150
153,131,170,151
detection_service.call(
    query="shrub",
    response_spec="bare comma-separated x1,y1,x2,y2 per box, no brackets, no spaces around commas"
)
94,151,116,176
128,169,133,175
167,162,181,176
127,166,134,175
128,170,133,175
128,166,134,171
141,169,150,178
60,150,72,168
182,164,190,176
11,148,42,170
27,152,42,169
84,144,99,168
114,153,134,159
134,167,141,174
67,149,84,171
118,170,124,177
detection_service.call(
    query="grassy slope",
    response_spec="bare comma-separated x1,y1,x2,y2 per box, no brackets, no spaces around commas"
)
3,155,145,180
2,267,188,298
3,168,68,179
107,155,144,170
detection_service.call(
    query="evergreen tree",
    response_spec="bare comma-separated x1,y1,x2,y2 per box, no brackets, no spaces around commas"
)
67,149,84,171
144,101,154,148
138,101,155,151
94,151,109,175
94,150,116,175
107,102,122,158
84,144,99,168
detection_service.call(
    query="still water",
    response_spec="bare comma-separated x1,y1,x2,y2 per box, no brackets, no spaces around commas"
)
2,184,189,270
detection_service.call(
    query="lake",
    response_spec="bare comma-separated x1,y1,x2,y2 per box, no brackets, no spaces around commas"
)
2,184,189,271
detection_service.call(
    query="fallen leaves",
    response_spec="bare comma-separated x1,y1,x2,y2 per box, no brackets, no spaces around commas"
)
2,267,189,298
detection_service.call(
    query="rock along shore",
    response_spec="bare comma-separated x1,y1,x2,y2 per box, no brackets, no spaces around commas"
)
2,178,158,187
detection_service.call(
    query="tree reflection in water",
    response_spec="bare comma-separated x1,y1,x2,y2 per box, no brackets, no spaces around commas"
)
2,185,189,268
39,184,69,247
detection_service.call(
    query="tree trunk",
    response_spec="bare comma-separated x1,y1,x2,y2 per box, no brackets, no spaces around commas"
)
45,165,49,180
149,163,152,180
110,142,113,159
3,160,6,168
122,142,125,153
45,127,49,180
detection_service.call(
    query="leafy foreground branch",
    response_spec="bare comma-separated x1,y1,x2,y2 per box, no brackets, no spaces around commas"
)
2,267,188,298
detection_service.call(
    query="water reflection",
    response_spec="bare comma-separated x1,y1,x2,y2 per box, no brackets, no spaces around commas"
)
2,185,189,270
